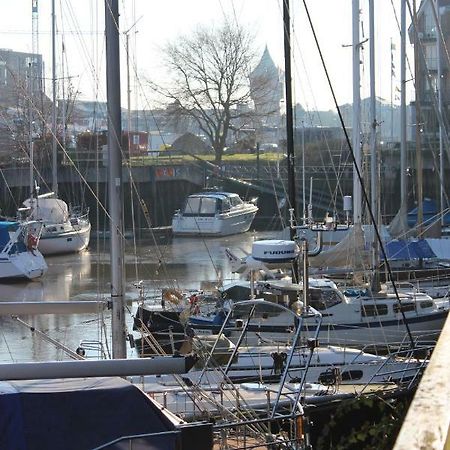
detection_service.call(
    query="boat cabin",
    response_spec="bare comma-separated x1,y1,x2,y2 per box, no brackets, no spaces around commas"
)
181,192,244,217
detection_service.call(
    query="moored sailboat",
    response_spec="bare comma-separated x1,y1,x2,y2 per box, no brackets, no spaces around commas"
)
0,220,47,281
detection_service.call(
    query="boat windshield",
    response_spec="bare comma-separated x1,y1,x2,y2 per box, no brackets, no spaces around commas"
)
183,197,201,215
183,196,217,216
229,195,243,207
309,287,342,310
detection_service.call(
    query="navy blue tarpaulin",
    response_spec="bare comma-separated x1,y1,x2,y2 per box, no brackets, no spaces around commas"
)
0,377,181,450
407,198,450,227
382,239,436,261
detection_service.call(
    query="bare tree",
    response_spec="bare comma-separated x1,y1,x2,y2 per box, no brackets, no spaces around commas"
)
154,19,275,165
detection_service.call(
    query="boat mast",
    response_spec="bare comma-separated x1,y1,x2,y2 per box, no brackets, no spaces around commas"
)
352,0,362,224
105,0,127,359
283,0,297,236
413,0,424,234
29,62,34,198
400,0,407,209
51,0,58,196
436,0,445,226
369,0,380,292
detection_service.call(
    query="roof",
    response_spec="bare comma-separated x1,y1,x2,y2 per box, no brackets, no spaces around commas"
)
249,46,281,79
190,191,241,200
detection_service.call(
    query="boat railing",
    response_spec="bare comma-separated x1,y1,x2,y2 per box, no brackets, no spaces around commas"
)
92,412,306,450
146,384,308,422
92,429,183,450
358,343,433,394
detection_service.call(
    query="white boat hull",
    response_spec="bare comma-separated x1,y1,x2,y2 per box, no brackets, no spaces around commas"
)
0,250,47,280
172,210,257,236
37,223,91,255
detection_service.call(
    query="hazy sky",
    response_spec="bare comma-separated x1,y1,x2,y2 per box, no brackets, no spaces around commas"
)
0,1,415,113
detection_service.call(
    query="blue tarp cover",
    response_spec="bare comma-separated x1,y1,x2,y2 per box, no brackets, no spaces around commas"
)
407,198,450,227
0,377,180,450
382,239,436,260
0,221,19,250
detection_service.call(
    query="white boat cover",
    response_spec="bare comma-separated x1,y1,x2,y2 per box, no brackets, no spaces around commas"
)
426,238,450,260
23,198,69,223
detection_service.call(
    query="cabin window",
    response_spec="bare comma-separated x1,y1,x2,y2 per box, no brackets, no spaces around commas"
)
220,198,231,213
183,197,201,216
309,288,342,311
341,370,363,381
199,198,217,215
393,302,416,313
420,300,433,309
229,196,243,207
361,304,388,317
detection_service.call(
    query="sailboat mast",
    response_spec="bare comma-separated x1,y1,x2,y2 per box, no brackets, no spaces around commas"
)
29,63,34,197
352,0,362,224
413,0,424,233
51,0,58,196
283,0,297,236
369,0,380,291
400,0,407,208
105,0,127,359
436,0,445,226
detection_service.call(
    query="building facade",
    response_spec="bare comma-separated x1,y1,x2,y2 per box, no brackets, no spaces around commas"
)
410,0,450,143
0,48,43,110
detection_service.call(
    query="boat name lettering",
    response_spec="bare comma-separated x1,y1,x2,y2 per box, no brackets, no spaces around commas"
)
263,250,295,255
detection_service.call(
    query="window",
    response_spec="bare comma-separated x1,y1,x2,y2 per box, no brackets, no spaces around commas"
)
361,304,388,317
229,195,243,207
219,198,231,213
199,198,217,215
341,370,363,381
393,302,416,313
420,300,433,309
309,288,342,311
183,197,201,215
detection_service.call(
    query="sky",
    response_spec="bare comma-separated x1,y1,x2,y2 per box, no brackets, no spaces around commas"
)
0,0,415,114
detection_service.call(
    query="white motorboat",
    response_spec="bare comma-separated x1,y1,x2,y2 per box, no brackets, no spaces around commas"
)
0,221,47,281
19,193,91,256
172,191,258,236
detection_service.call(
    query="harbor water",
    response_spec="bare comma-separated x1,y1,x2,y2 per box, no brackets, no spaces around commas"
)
0,230,275,363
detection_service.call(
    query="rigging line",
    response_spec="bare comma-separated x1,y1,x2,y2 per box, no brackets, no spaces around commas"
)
301,0,416,349
61,0,106,102
389,0,420,84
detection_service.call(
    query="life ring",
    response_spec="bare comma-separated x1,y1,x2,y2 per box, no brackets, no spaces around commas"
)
27,233,39,251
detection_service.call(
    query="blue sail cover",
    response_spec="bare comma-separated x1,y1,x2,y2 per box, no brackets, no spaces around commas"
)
0,377,182,450
407,198,450,227
382,239,436,260
0,221,19,251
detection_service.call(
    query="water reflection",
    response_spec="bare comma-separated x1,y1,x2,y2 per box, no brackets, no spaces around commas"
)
0,230,272,363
